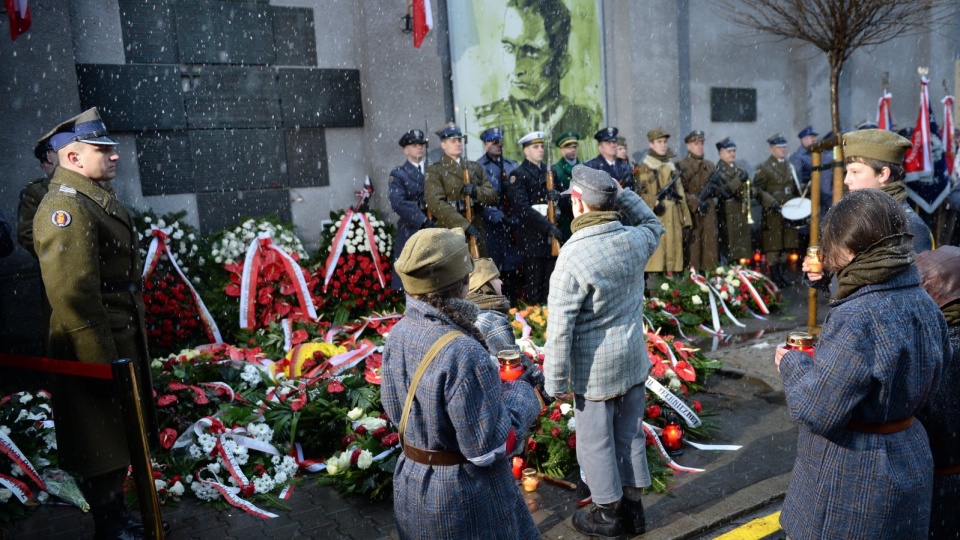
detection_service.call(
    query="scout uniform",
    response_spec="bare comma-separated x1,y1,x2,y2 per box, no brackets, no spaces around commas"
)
475,127,522,282
584,127,634,190
423,124,498,257
754,134,801,285
677,130,720,270
551,131,581,240
635,128,692,273
388,129,430,291
714,138,753,262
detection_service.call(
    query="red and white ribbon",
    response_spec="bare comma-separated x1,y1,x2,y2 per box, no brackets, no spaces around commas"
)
645,377,701,428
294,442,327,473
303,340,378,381
735,269,770,315
642,422,704,473
198,382,236,403
325,314,402,344
0,473,33,504
320,211,387,291
514,313,532,340
240,233,317,329
195,471,278,519
657,310,690,339
142,225,222,344
0,431,46,492
281,319,293,352
690,268,744,332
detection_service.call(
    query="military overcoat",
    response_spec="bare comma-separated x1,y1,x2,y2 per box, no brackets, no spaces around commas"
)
424,155,498,257
635,156,692,272
753,156,800,254
17,176,50,257
34,167,157,477
677,154,719,270
714,161,752,262
388,161,428,290
506,160,555,258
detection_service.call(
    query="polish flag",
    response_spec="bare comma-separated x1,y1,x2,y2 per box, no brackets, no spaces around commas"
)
904,77,933,183
412,0,433,49
877,92,893,131
942,96,954,176
5,0,30,41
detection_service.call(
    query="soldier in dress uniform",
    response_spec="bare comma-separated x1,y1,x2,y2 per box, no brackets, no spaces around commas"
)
753,134,801,286
584,127,634,189
616,136,632,166
635,128,691,274
714,138,753,264
551,131,581,241
424,124,498,257
475,127,522,299
388,129,431,291
506,131,562,304
33,108,164,540
18,139,59,257
677,130,720,270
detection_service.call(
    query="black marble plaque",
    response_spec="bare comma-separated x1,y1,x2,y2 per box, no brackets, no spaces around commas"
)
136,131,194,196
710,87,757,123
271,7,316,67
278,69,364,128
76,64,186,131
197,189,292,234
184,66,281,129
176,0,276,65
119,0,179,64
285,128,328,188
190,129,287,192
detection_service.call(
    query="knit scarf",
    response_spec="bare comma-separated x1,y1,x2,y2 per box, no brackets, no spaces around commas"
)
834,233,915,301
942,302,960,327
881,180,907,203
466,290,511,313
571,210,621,234
448,297,480,323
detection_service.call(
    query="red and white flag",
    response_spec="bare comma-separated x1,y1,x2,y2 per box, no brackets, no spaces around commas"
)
904,77,933,183
942,96,955,176
412,0,433,48
4,0,30,41
877,92,893,131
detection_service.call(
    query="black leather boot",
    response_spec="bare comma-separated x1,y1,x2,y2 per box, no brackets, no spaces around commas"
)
572,499,623,539
619,497,646,535
117,495,170,537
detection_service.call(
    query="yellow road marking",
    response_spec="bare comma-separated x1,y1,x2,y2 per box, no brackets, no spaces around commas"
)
712,511,782,539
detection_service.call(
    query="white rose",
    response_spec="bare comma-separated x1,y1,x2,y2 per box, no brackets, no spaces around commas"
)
698,284,709,293
720,291,729,300
669,378,682,391
144,216,152,223
665,369,676,379
357,449,373,470
326,460,341,475
731,279,741,287
567,418,576,432
188,233,196,241
660,283,669,291
559,403,572,416
359,417,387,431
346,245,356,254
337,451,352,469
154,479,167,492
715,266,725,274
157,220,166,228
691,295,702,305
347,407,364,421
169,481,185,496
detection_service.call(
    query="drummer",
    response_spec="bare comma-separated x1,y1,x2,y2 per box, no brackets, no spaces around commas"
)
753,133,802,287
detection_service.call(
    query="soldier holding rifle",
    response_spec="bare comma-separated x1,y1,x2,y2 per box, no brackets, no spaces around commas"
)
506,131,563,304
635,128,692,274
677,130,720,270
424,124,497,258
714,137,753,263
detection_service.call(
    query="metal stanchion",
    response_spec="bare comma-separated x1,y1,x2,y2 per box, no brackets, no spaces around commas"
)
112,359,164,540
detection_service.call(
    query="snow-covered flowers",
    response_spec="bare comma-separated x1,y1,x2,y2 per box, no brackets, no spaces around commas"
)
210,218,307,266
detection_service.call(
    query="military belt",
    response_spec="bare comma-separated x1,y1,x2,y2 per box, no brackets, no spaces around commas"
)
846,416,914,435
101,280,143,294
402,442,467,466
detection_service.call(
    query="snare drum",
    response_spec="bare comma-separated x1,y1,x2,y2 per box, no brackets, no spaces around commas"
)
781,197,812,228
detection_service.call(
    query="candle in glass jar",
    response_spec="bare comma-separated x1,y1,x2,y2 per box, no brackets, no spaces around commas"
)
497,350,525,382
785,331,815,356
805,246,822,273
512,456,525,479
521,468,539,492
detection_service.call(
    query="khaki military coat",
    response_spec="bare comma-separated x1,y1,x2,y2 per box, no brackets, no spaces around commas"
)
677,154,719,270
753,157,801,254
715,161,752,262
17,176,50,257
635,155,692,272
34,167,157,477
424,154,498,257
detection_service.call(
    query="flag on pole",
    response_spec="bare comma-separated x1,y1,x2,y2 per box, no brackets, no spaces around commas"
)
412,0,433,48
904,77,933,183
943,96,955,177
4,0,30,41
877,92,893,131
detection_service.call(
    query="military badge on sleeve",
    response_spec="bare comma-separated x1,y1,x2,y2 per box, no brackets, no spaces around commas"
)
51,210,72,227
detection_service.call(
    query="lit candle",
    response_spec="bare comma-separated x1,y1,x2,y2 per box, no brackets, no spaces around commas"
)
662,419,684,455
498,350,525,382
785,332,815,356
512,456,525,479
521,468,539,492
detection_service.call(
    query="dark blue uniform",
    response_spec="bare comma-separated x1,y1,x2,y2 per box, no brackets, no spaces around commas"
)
584,155,634,190
388,161,428,290
477,153,521,275
506,159,557,303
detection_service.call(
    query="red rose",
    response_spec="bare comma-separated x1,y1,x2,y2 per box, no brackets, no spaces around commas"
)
355,425,368,436
159,428,178,450
380,412,391,422
371,427,388,440
157,394,178,407
693,400,702,414
381,432,400,447
327,380,345,394
645,431,656,447
645,405,661,419
549,408,562,421
567,434,576,449
341,434,356,448
551,426,561,438
350,448,361,465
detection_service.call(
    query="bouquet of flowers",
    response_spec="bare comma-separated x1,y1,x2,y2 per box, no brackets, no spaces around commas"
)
706,266,784,317
0,390,58,520
318,406,399,500
525,398,577,479
123,463,186,507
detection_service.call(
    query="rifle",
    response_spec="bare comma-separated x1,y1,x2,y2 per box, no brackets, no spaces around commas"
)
695,169,731,214
424,118,433,222
544,124,560,256
655,170,683,201
462,113,480,258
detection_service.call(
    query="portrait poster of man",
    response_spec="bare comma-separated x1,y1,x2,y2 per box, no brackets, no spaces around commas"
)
448,0,604,160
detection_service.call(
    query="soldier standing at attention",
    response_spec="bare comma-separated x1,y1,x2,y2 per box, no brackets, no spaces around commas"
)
616,136,633,167
585,127,634,190
507,131,563,304
424,124,498,257
714,138,753,264
476,127,522,298
635,128,691,275
18,140,59,257
33,108,165,540
677,130,719,271
388,129,431,291
754,134,801,286
552,131,581,241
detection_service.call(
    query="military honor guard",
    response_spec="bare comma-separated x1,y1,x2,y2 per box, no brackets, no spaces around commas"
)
388,129,432,291
753,134,801,286
714,138,753,264
634,128,692,274
506,131,563,304
475,126,522,297
33,108,165,539
585,127,634,189
551,131,581,240
677,130,720,270
18,139,59,257
424,124,498,257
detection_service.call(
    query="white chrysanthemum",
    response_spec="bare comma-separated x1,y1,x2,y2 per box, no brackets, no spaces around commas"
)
253,475,276,494
198,433,217,454
665,369,676,379
10,465,23,477
169,481,185,497
188,444,205,460
357,450,373,470
190,481,220,501
669,378,682,391
280,456,298,475
273,471,288,484
144,216,152,223
241,365,262,385
247,423,274,443
347,407,364,421
691,295,702,305
359,416,387,432
660,283,669,291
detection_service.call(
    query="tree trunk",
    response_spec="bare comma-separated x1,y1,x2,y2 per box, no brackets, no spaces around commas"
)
829,54,845,205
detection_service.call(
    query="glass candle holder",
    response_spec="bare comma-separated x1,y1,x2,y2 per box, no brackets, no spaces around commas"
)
805,246,822,273
498,350,525,382
785,332,815,356
521,468,540,492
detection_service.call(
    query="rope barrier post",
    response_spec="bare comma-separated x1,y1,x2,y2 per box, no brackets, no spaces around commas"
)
112,359,164,540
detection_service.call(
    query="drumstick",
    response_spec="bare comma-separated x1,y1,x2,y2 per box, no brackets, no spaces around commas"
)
785,183,812,207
